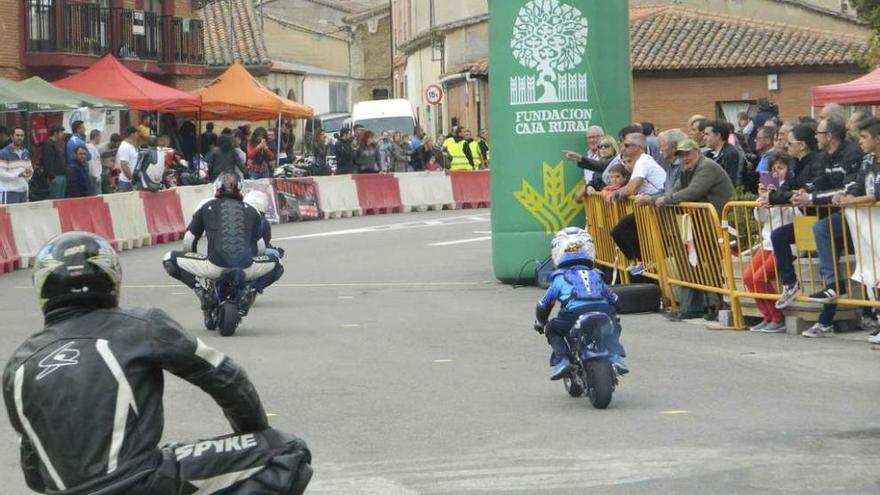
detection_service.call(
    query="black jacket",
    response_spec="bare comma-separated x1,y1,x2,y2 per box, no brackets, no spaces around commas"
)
846,153,880,200
2,306,267,494
705,142,742,188
811,140,863,206
355,144,381,173
65,160,95,197
769,150,830,212
333,139,354,174
41,140,66,179
187,197,262,269
206,149,245,182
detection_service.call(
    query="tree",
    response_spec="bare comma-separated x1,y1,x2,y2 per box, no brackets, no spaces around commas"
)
850,0,880,67
510,0,589,103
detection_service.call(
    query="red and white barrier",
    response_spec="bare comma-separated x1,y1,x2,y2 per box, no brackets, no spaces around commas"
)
0,172,492,274
103,191,151,250
0,207,21,273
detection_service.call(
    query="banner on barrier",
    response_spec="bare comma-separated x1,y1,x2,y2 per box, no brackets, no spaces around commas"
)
274,180,320,222
242,179,279,224
488,0,632,281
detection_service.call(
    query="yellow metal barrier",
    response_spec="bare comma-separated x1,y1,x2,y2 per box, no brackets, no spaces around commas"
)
583,194,880,330
722,201,880,325
584,193,632,284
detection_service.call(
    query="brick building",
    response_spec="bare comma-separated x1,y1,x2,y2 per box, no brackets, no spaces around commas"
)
5,0,205,87
630,6,868,130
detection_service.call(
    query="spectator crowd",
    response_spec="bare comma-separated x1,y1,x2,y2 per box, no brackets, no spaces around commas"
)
562,99,880,342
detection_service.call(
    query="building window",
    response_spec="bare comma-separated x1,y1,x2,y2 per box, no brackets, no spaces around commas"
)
372,88,389,100
287,89,297,101
329,82,350,113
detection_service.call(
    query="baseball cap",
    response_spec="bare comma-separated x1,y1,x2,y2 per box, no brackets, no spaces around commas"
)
675,139,700,154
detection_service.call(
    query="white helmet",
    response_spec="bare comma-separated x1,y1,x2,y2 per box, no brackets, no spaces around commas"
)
244,190,269,214
551,227,595,268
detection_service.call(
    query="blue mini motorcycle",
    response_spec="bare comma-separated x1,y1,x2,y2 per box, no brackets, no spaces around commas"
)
561,312,619,409
202,269,255,337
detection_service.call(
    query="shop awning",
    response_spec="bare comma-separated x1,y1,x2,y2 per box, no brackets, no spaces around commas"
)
18,77,127,111
195,63,313,120
54,54,201,112
812,69,880,106
0,78,80,113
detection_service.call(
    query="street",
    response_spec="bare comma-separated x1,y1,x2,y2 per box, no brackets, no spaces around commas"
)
1,208,879,494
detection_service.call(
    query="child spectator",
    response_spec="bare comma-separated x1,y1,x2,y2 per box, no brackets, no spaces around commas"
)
748,153,799,333
600,163,629,202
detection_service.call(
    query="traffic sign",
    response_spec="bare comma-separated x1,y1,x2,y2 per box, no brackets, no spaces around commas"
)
425,84,443,105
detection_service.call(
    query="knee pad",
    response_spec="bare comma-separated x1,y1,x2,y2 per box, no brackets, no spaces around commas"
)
163,256,180,278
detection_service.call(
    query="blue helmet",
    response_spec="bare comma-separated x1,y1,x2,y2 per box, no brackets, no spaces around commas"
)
551,227,595,268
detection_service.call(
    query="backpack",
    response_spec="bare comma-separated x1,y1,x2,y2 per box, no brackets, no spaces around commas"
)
132,148,165,192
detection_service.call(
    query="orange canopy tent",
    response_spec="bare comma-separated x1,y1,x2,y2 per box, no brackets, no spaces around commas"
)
195,63,313,120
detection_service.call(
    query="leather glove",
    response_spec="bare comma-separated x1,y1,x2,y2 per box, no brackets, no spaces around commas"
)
533,320,545,335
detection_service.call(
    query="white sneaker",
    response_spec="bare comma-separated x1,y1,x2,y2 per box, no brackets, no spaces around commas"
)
759,321,787,333
775,281,801,309
868,333,880,344
802,322,834,338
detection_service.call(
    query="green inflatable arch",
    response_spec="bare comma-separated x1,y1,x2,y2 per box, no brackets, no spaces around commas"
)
489,0,632,282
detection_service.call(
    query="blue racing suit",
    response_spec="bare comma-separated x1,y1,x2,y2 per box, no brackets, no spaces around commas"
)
536,264,626,366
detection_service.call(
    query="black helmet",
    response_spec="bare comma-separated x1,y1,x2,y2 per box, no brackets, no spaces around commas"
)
33,232,121,314
214,172,242,199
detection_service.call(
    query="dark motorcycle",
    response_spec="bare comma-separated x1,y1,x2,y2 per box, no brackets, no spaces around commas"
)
561,312,619,409
201,269,255,337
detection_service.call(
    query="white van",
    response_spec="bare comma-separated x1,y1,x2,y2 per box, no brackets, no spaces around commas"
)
351,99,416,136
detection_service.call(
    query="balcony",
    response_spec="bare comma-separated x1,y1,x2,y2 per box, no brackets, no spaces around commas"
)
24,1,204,74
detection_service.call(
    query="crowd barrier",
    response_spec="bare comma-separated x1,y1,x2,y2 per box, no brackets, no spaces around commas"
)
176,183,215,219
0,172,493,274
54,197,119,250
394,171,457,212
585,193,880,330
352,174,404,215
5,201,63,266
312,175,362,218
140,190,186,244
722,202,879,325
103,192,151,250
0,207,20,273
448,170,491,208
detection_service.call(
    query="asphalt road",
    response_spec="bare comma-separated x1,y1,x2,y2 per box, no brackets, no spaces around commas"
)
1,208,879,494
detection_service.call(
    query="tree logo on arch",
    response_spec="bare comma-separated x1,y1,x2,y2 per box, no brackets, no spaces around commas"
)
509,0,589,105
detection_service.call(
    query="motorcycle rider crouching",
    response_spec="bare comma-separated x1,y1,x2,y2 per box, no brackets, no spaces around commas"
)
534,227,629,380
2,231,311,494
244,190,285,267
163,173,283,318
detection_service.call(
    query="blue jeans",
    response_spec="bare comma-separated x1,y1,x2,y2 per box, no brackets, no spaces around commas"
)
547,303,626,366
248,169,271,180
49,176,67,199
771,213,848,326
0,191,27,204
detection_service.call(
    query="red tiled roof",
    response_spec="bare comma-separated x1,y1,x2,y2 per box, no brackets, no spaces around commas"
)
630,6,867,71
198,0,271,67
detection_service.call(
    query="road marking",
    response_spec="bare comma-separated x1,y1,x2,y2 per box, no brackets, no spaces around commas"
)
429,236,491,247
432,359,453,363
171,292,188,295
343,324,361,328
274,213,489,241
472,230,492,234
338,295,354,299
266,413,277,418
661,410,690,415
15,281,491,290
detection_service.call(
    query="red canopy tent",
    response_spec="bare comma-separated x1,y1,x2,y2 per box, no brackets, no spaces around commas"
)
812,69,880,106
53,54,201,112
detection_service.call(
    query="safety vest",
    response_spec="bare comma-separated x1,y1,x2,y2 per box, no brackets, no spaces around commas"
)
447,139,471,171
469,140,482,167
